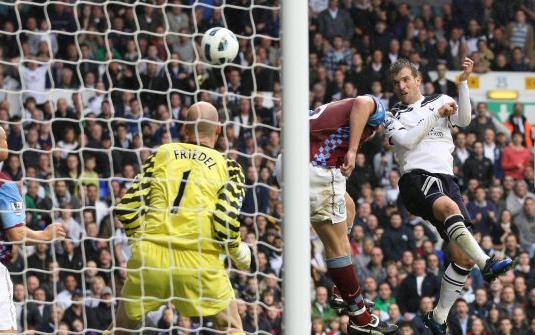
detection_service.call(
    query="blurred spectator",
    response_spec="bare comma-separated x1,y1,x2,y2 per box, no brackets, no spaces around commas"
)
433,63,457,98
323,35,351,75
467,103,496,142
515,197,535,252
311,286,337,324
63,289,98,330
491,209,519,247
502,133,533,180
24,287,52,332
504,103,533,147
463,142,494,188
510,47,531,71
19,61,50,105
381,212,415,262
397,258,440,317
57,240,83,282
26,243,51,283
448,299,473,335
56,274,79,310
483,129,505,180
506,10,535,65
317,0,353,41
470,289,491,320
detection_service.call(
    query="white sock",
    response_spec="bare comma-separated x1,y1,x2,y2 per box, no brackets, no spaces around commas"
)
445,215,489,268
433,263,471,324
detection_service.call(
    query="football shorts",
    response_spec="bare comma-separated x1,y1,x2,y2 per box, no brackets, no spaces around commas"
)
310,164,347,224
399,169,471,240
121,240,235,319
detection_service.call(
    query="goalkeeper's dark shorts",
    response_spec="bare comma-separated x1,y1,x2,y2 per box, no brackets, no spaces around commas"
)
399,169,472,241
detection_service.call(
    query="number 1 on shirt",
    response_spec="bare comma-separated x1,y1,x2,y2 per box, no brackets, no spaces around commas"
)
171,170,191,214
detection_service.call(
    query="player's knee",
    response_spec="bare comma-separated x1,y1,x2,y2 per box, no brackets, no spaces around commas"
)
433,197,461,222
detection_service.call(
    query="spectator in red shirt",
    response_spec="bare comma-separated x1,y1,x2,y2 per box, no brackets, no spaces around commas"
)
502,132,533,180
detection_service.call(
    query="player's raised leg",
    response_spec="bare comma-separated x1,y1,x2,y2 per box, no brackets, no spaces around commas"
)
432,196,512,281
422,196,512,335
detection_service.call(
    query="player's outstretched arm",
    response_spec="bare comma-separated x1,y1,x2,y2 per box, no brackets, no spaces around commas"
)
0,183,65,244
6,224,66,244
451,57,474,128
385,103,456,150
213,159,250,270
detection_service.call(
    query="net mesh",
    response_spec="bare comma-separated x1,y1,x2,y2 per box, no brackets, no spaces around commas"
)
0,1,282,333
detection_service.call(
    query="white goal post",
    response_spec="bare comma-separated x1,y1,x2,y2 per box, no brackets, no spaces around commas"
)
281,0,311,333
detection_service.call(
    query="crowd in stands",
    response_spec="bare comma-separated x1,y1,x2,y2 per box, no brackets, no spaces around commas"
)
0,0,533,334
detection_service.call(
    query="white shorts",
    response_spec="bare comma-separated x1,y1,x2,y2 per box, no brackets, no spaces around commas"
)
0,263,16,331
310,164,347,224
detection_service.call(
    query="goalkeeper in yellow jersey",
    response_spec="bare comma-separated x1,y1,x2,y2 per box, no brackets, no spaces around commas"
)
111,102,250,334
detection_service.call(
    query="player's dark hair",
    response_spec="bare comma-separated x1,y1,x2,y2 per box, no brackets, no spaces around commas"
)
388,58,419,78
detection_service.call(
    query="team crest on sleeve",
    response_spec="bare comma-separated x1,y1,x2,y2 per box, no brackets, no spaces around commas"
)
383,117,395,132
11,201,23,214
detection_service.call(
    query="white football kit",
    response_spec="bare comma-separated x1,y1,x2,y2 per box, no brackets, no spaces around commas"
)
384,81,472,175
382,81,473,234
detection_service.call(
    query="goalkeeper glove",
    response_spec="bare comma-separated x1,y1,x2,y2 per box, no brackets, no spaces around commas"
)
229,242,251,270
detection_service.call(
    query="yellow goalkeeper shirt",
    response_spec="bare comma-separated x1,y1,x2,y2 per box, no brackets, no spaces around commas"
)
115,142,245,252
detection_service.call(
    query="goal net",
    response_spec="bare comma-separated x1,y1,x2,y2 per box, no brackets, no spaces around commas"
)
0,0,284,333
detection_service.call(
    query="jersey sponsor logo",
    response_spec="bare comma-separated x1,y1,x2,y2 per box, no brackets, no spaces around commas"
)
11,201,23,215
428,129,444,137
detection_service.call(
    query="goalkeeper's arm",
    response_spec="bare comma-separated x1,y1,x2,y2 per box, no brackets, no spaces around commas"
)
115,153,156,236
213,160,250,270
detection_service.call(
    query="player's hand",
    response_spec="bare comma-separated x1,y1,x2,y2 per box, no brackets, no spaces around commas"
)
438,102,457,118
229,242,251,271
45,223,66,241
341,150,356,177
459,57,474,82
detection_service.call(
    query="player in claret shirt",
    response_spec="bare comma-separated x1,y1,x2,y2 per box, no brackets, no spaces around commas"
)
384,58,513,335
308,96,397,335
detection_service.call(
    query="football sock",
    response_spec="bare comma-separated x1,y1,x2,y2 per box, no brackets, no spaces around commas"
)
445,214,489,268
433,262,471,324
327,255,371,325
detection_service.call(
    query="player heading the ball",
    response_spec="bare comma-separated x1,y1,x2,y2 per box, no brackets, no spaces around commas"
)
278,95,398,335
